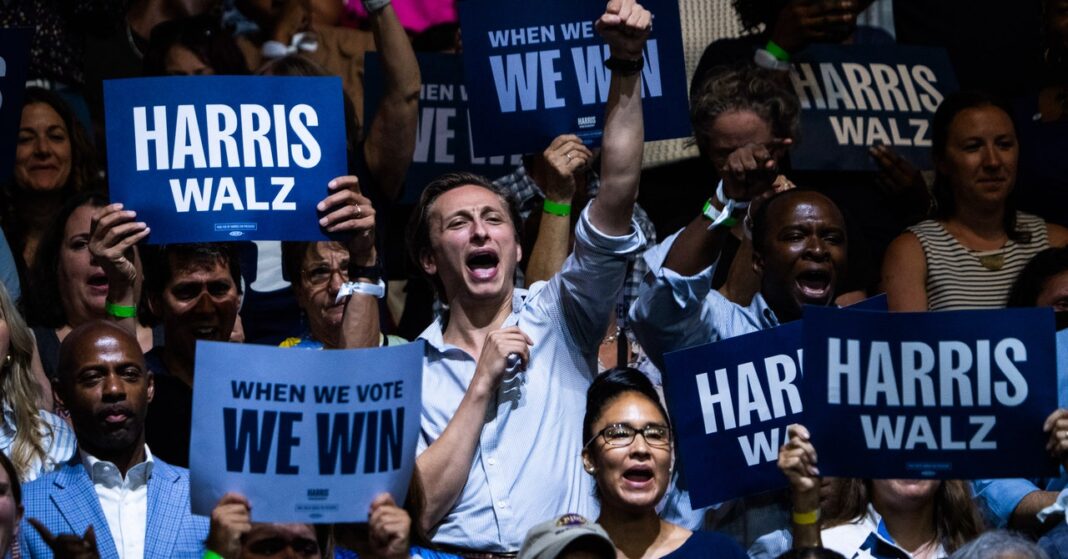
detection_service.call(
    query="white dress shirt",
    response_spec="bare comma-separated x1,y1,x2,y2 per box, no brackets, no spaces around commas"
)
80,446,154,559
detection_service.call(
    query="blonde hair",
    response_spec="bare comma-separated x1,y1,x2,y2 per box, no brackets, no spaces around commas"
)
0,282,53,480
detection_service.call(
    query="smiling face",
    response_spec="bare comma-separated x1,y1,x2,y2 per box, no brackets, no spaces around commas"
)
871,479,941,515
15,103,72,193
294,242,349,347
420,185,521,306
155,253,239,359
937,105,1018,212
755,192,847,323
59,203,110,325
582,392,672,515
57,324,153,457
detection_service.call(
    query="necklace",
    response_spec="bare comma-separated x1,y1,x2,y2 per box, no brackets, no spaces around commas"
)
978,252,1006,271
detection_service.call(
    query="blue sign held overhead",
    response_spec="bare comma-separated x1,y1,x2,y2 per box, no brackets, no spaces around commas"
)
458,0,690,156
802,306,1058,480
788,44,958,172
189,340,424,523
364,52,522,204
104,76,348,244
0,28,32,181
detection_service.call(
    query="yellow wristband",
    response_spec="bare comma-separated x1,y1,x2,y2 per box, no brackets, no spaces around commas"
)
792,509,820,525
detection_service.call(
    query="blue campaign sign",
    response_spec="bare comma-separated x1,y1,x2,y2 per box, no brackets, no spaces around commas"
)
1058,328,1068,407
189,340,424,523
663,322,803,507
802,306,1058,479
788,44,958,172
104,76,347,243
458,0,690,156
0,28,32,180
364,52,522,204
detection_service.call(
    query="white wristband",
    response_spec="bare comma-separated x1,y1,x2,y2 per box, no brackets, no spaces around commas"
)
335,279,386,303
715,179,749,209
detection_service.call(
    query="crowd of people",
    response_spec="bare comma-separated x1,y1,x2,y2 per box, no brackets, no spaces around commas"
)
1,0,1068,558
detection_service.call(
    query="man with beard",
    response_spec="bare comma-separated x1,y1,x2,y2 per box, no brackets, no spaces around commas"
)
18,320,208,558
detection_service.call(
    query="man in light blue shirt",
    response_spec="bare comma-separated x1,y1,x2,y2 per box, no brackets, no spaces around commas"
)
630,146,849,549
407,0,653,552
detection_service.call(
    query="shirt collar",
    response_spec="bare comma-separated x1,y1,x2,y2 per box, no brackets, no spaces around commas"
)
419,290,528,353
749,293,781,329
80,445,155,489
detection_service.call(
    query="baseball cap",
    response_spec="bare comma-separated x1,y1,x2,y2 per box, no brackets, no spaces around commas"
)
518,514,616,559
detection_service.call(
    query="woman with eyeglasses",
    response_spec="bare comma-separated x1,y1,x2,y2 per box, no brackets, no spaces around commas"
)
581,368,745,559
277,177,401,350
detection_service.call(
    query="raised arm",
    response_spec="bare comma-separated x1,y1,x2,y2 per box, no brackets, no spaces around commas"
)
588,0,651,236
316,176,382,349
363,2,421,201
662,141,789,276
88,204,150,336
525,135,592,285
778,424,822,549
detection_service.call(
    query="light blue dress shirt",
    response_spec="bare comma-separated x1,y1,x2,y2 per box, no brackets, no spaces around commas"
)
417,207,644,552
628,230,779,373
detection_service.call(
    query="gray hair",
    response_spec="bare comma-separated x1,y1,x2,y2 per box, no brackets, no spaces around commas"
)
950,531,1049,559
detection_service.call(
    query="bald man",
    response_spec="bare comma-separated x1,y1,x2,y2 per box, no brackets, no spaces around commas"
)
19,320,208,558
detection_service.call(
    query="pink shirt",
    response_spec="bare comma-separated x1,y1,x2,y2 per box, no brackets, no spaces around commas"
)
345,0,457,33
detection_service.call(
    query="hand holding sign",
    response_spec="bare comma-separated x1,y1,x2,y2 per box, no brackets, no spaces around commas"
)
89,203,150,306
541,134,593,203
207,493,253,559
317,175,376,264
596,0,653,59
721,139,793,202
871,144,930,220
368,493,411,559
1044,409,1068,469
28,518,101,559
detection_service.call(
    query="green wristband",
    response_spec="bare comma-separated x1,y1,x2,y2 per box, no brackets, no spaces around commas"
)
543,199,572,217
204,552,225,559
105,301,137,319
765,40,791,62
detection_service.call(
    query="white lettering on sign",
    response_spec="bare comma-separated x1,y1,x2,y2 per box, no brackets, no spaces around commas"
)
133,104,321,172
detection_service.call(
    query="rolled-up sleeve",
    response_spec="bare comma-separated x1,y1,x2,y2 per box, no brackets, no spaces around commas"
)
629,231,722,371
973,478,1041,528
546,206,645,356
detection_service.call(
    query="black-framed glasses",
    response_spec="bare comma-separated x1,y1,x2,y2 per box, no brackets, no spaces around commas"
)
245,535,320,557
302,264,349,287
585,423,672,449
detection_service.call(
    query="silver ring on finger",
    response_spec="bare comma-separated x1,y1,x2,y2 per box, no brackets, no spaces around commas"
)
566,152,574,161
353,203,362,217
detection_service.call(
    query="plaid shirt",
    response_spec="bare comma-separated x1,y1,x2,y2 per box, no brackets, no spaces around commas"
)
492,163,656,316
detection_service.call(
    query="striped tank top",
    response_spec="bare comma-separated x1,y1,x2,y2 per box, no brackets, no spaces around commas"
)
908,212,1049,310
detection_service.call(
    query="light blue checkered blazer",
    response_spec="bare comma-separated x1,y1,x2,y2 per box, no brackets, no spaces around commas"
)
17,457,208,558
